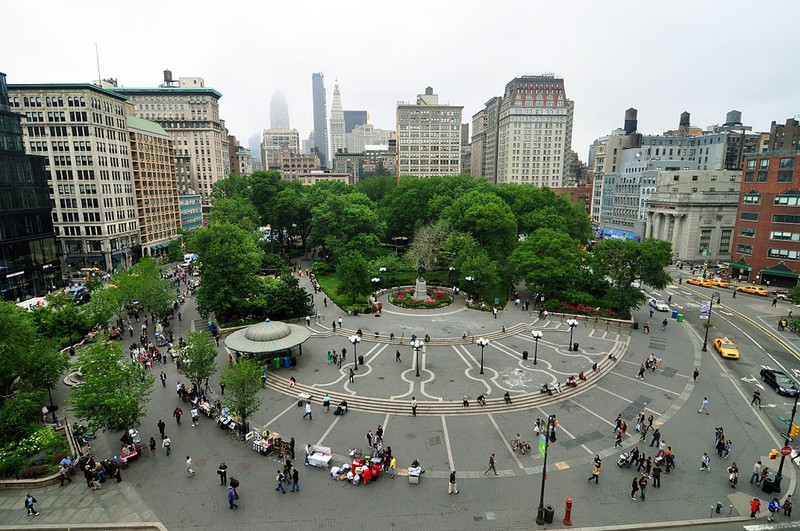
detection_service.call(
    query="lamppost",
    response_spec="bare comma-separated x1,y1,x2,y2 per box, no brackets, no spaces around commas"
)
371,277,381,294
567,319,578,351
476,337,489,375
45,376,58,424
350,335,361,371
535,414,555,525
448,266,456,286
411,338,423,378
532,330,543,365
773,391,800,492
465,276,474,299
379,267,387,288
701,292,721,352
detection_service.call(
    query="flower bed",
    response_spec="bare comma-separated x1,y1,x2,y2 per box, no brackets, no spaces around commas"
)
0,427,70,480
389,287,453,309
541,300,629,320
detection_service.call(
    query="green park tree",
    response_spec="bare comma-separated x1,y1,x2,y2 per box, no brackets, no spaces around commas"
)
208,197,260,231
336,250,372,303
70,341,154,433
177,330,218,389
220,358,263,434
509,228,583,298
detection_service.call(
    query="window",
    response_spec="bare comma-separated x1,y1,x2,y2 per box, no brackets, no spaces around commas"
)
692,175,698,181
778,171,793,183
757,172,768,182
699,229,712,252
742,191,761,204
746,159,756,170
772,214,800,224
774,192,800,206
759,159,770,169
780,157,795,169
770,231,800,241
740,212,759,221
744,172,754,182
738,228,756,237
736,244,753,255
768,248,800,260
719,229,732,253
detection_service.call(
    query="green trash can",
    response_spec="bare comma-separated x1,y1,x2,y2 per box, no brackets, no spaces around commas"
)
676,313,684,323
273,357,281,369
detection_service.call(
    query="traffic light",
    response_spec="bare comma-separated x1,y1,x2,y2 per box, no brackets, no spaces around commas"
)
769,449,780,460
791,423,800,437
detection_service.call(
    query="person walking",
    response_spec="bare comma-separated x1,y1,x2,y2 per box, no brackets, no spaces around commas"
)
58,462,72,486
185,456,194,477
650,428,661,447
158,419,166,439
160,371,167,387
290,468,300,492
661,318,668,331
349,368,355,383
652,463,662,488
614,432,623,448
751,390,761,407
411,396,417,417
274,470,286,493
630,476,640,500
162,435,171,456
227,486,238,510
701,452,711,472
303,401,312,420
768,498,782,522
698,397,710,414
728,462,739,488
637,364,646,379
693,368,700,381
449,470,459,494
217,462,228,486
365,430,373,449
191,407,199,427
24,493,39,516
389,456,397,478
588,464,600,484
784,494,793,517
750,461,762,483
750,498,761,519
220,382,225,395
149,437,157,456
638,475,648,501
484,453,498,476
724,439,732,459
613,414,623,433
173,406,183,425
338,317,343,329
395,350,401,362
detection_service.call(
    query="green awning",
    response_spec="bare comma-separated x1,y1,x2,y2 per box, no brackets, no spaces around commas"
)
730,263,753,271
762,269,800,279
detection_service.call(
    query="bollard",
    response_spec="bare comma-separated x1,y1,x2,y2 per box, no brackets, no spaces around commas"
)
728,504,734,516
709,506,715,517
563,498,573,526
715,502,722,514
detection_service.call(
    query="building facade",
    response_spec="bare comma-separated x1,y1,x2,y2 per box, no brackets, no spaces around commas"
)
345,123,395,154
731,151,800,285
495,75,574,187
179,194,203,232
270,91,290,129
127,115,179,257
0,72,59,300
344,110,368,133
296,171,350,186
8,82,140,272
329,80,345,158
396,87,463,177
312,72,329,168
261,129,300,170
279,149,319,180
112,76,226,215
769,118,800,152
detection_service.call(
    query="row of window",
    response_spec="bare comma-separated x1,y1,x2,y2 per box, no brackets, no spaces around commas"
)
740,212,800,224
745,157,796,170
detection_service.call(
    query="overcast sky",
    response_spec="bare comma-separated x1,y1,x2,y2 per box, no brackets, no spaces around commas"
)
2,0,798,162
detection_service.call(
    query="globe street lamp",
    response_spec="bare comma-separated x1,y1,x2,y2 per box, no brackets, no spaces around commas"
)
476,337,489,375
536,414,555,525
567,319,578,351
371,277,381,293
465,276,474,299
411,338,423,378
349,335,361,371
700,292,721,352
379,267,387,287
532,330,543,365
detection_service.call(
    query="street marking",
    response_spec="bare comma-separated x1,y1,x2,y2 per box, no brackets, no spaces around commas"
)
535,406,595,455
316,415,341,446
564,400,616,427
745,522,800,530
487,413,524,469
264,400,300,429
381,412,390,439
608,371,681,396
594,385,659,415
441,415,454,471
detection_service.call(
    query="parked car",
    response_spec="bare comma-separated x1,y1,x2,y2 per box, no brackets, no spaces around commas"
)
760,368,800,397
713,337,740,360
735,286,769,296
649,298,670,312
707,279,730,288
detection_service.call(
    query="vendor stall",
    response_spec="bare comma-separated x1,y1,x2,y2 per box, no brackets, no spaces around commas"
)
307,445,332,468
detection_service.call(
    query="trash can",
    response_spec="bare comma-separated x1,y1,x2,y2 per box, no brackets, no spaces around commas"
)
633,322,639,330
358,355,364,365
573,342,579,351
671,310,678,318
544,504,555,524
290,357,297,367
283,356,290,368
676,313,684,323
522,350,529,360
273,357,281,370
762,478,774,493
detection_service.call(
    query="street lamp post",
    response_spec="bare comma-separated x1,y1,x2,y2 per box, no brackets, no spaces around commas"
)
45,377,58,424
476,337,489,375
379,267,387,288
350,335,361,371
773,391,799,492
567,319,578,351
535,414,554,525
465,276,474,298
371,277,381,294
532,330,543,365
411,338,423,378
701,292,721,352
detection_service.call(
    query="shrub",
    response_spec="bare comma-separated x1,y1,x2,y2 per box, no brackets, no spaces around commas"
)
21,465,49,479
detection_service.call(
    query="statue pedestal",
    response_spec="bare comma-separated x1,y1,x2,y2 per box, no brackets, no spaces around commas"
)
413,279,428,301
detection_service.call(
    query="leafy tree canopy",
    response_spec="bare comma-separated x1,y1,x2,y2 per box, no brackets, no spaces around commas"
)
336,250,372,303
208,197,260,232
178,330,218,387
220,358,263,433
509,228,583,297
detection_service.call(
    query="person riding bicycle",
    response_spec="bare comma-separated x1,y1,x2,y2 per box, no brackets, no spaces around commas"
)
515,433,522,449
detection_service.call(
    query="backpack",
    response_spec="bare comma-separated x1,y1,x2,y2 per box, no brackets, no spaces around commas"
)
25,496,36,508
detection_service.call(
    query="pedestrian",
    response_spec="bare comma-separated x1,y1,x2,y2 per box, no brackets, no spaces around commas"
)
217,462,228,486
751,390,761,407
650,428,661,447
769,498,782,522
463,396,469,408
638,475,648,501
227,486,238,509
773,297,778,307
220,382,225,395
750,461,762,483
614,432,623,448
303,401,312,420
698,397,710,414
693,368,699,381
395,350,401,362
160,371,167,387
149,437,157,456
652,463,662,487
24,493,39,516
411,396,417,417
750,497,761,519
365,430,373,448
637,364,646,379
630,476,640,500
389,456,397,478
305,315,311,326
191,407,199,427
323,297,327,307
485,453,498,476
733,290,737,299
58,462,72,486
728,462,739,488
158,419,166,439
323,394,330,413
375,425,383,446
338,317,343,328
661,318,668,331
613,414,622,432
275,470,286,493
290,467,300,492
649,307,655,317
701,452,710,472
162,435,171,456
588,464,600,484
173,406,183,425
349,368,354,384
332,321,336,331
724,439,732,459
639,423,650,441
449,470,459,494
784,494,793,517
289,437,295,459
229,477,240,498
186,456,194,477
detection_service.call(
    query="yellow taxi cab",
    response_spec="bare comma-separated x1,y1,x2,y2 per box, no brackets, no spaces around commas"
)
713,337,740,360
686,277,705,286
707,278,730,288
735,285,769,296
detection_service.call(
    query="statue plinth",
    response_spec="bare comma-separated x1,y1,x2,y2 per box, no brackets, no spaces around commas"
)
412,278,428,301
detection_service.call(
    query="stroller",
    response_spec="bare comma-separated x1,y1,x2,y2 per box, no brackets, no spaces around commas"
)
617,452,634,468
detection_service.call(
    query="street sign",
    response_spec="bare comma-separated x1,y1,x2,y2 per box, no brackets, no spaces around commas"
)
779,417,792,426
780,433,794,442
781,446,792,456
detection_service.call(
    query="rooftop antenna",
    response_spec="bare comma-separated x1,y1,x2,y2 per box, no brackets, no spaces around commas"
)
95,43,101,86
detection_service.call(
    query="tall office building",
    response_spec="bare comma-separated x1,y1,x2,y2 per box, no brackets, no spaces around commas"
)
248,133,263,171
270,92,290,130
396,87,463,177
8,82,140,272
261,129,300,170
0,72,59,300
311,73,329,168
495,75,574,187
344,110,368,133
112,73,227,216
329,80,345,157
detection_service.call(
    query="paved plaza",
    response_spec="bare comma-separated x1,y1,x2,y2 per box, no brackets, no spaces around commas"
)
0,262,794,530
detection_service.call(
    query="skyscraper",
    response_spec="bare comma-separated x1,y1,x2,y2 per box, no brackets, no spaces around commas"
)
329,79,345,157
311,72,329,168
270,91,290,130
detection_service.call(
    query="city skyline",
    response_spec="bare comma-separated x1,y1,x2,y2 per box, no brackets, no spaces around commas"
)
1,0,798,164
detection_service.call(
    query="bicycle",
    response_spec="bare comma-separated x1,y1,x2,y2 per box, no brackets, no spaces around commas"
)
510,437,530,455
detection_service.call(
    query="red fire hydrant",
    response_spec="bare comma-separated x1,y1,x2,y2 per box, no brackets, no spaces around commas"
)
563,497,573,526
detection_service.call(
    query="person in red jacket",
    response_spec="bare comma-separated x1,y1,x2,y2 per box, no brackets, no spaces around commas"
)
750,498,761,519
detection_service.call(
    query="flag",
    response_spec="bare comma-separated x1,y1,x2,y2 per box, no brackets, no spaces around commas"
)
700,300,710,319
539,434,547,457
